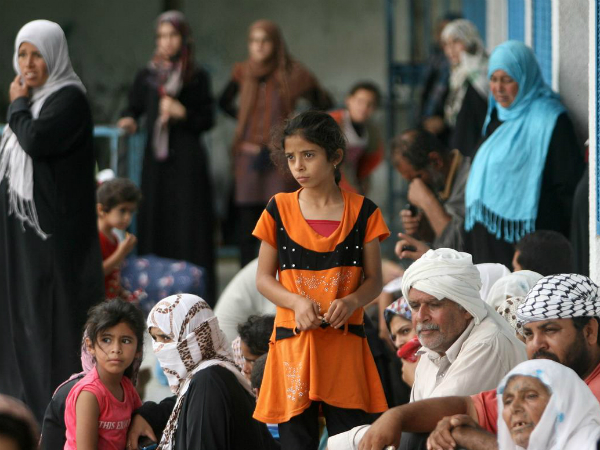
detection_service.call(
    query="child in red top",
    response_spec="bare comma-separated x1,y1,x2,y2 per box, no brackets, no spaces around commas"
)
97,178,142,300
253,111,389,449
64,299,146,450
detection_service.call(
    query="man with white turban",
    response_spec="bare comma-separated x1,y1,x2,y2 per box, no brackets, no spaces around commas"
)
330,248,526,450
345,273,600,450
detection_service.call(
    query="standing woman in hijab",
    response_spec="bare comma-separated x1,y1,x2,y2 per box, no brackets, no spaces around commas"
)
465,41,583,267
0,20,104,421
219,20,332,266
118,11,216,304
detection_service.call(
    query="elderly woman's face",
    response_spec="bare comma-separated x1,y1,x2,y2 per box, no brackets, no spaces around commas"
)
443,38,466,66
248,28,274,63
490,69,519,108
156,22,182,59
502,375,551,448
18,42,48,88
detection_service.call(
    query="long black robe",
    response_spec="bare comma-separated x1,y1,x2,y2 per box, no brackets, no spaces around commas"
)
136,365,279,449
465,110,584,267
122,68,216,305
0,86,104,422
450,83,488,159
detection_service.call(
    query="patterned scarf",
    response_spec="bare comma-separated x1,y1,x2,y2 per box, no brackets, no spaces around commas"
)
0,20,86,240
147,294,251,450
383,297,412,331
517,273,600,323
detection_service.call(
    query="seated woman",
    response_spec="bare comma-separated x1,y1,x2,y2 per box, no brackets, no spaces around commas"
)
498,359,600,449
465,41,583,267
128,294,278,450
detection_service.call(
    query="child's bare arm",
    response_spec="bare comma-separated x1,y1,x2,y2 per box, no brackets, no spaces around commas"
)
325,237,383,328
102,233,137,275
75,390,100,450
256,241,322,331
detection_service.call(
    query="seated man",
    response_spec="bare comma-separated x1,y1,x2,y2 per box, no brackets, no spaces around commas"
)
329,81,384,195
392,129,471,260
512,229,574,275
329,249,526,449
355,273,600,450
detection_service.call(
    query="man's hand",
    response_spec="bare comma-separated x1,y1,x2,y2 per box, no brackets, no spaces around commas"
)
293,296,322,331
427,414,480,450
9,75,29,102
407,178,435,209
394,233,430,261
126,414,157,450
400,209,422,236
358,409,402,450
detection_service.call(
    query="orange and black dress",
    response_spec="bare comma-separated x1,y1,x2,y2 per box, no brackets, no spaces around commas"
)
252,189,390,425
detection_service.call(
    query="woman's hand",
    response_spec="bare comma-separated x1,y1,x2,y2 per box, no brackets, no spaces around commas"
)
117,117,138,134
127,414,158,450
9,75,29,102
160,96,186,121
293,296,322,331
324,296,359,329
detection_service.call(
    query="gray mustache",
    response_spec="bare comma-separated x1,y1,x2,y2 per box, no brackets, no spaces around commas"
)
417,323,440,333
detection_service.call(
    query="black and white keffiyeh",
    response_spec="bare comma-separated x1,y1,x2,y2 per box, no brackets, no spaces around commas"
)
517,273,600,323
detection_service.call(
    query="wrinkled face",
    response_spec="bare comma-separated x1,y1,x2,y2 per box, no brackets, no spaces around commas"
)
248,28,275,63
156,22,182,59
18,41,49,88
88,322,139,376
502,375,551,448
346,88,378,124
392,153,445,192
407,288,472,354
523,318,592,378
240,340,261,381
490,69,519,108
100,201,137,231
389,315,416,349
443,37,466,66
284,134,341,188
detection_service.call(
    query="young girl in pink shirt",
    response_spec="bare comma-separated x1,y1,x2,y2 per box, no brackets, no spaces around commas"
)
64,300,146,450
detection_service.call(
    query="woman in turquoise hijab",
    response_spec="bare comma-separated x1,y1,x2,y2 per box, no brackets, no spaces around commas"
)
464,41,583,267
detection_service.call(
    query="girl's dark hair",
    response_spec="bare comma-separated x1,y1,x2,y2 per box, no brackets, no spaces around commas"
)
97,178,142,212
85,299,146,379
0,414,36,450
237,315,275,356
273,110,346,184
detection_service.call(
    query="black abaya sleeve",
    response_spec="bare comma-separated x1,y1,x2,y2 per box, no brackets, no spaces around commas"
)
8,87,91,157
450,82,487,158
121,69,148,120
535,112,584,235
218,79,240,119
178,69,214,134
135,395,177,439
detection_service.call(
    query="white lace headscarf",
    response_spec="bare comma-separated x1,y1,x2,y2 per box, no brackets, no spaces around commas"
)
0,20,86,239
486,270,543,310
147,294,252,450
497,359,600,450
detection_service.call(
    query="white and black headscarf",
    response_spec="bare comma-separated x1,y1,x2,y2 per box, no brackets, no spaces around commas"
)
0,20,85,239
147,294,251,450
517,274,600,324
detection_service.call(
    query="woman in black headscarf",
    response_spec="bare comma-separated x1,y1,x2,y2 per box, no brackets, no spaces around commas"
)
118,11,216,304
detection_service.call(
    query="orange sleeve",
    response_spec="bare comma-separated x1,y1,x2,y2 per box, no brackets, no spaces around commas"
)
365,207,390,243
252,203,277,249
471,389,498,434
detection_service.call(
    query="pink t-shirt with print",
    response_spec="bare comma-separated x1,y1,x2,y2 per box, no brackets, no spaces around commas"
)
64,366,142,450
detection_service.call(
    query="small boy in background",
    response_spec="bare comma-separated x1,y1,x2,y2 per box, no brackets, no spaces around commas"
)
96,178,142,301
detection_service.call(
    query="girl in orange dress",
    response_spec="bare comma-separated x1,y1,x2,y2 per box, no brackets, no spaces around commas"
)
253,111,389,449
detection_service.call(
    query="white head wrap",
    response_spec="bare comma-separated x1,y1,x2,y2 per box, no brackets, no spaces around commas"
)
486,270,543,310
496,359,600,450
147,294,252,450
0,20,86,239
401,248,487,323
517,274,600,324
476,263,511,301
497,296,526,336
